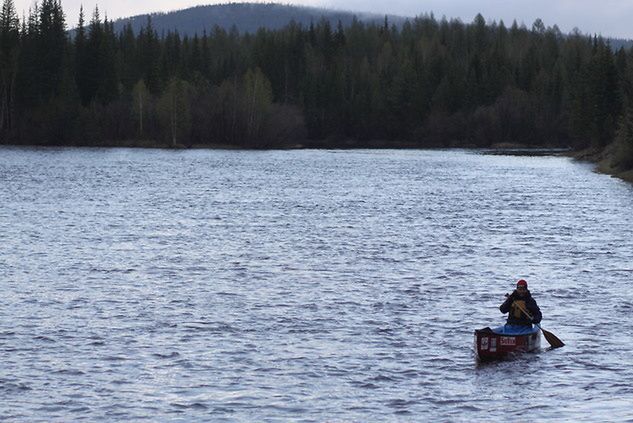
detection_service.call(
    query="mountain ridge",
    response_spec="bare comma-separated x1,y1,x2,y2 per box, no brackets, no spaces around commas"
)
110,3,408,36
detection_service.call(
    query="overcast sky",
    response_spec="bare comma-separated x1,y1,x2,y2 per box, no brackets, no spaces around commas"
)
12,0,633,39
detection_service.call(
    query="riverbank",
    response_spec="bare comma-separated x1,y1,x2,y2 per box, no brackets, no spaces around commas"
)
0,138,572,151
571,144,633,184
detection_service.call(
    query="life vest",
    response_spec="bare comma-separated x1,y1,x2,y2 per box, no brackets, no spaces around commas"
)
511,300,528,320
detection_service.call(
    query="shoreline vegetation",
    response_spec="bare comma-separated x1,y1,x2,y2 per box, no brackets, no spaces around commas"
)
571,146,633,184
1,1,632,181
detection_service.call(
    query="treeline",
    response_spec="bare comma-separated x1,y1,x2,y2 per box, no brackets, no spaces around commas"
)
1,0,633,167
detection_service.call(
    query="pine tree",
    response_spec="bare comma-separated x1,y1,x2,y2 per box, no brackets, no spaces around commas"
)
96,18,119,103
38,0,67,100
138,16,161,93
587,41,621,147
74,6,89,105
15,5,40,111
0,0,20,133
118,22,138,91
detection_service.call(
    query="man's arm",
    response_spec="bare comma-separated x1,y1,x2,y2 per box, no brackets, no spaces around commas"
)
500,292,515,313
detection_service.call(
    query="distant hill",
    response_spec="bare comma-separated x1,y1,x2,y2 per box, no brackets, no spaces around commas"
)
111,3,407,36
608,38,633,51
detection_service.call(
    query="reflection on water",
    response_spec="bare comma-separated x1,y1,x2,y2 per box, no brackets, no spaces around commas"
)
1,147,632,421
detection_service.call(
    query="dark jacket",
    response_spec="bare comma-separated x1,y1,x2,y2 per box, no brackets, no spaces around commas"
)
500,290,542,326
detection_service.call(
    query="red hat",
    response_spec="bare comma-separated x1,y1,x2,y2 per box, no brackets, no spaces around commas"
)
517,279,528,288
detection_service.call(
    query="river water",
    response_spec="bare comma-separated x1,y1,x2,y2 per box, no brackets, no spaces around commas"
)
1,147,632,422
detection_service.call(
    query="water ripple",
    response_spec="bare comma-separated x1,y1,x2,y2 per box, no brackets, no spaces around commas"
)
1,148,633,421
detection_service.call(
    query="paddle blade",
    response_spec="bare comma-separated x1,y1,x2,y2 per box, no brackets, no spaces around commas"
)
541,327,565,348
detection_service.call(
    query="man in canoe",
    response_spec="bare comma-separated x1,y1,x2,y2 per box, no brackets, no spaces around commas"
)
500,279,542,326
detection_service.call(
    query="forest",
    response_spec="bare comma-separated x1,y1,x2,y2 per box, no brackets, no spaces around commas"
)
1,0,633,170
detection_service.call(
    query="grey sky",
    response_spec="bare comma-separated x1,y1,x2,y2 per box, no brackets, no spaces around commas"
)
324,0,633,39
12,0,633,39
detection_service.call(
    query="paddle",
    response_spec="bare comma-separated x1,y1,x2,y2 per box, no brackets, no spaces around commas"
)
514,301,565,349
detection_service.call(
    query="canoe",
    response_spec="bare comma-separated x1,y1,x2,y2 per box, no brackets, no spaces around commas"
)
474,325,541,361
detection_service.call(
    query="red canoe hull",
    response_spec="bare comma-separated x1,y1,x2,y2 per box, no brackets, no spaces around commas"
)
475,327,541,361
